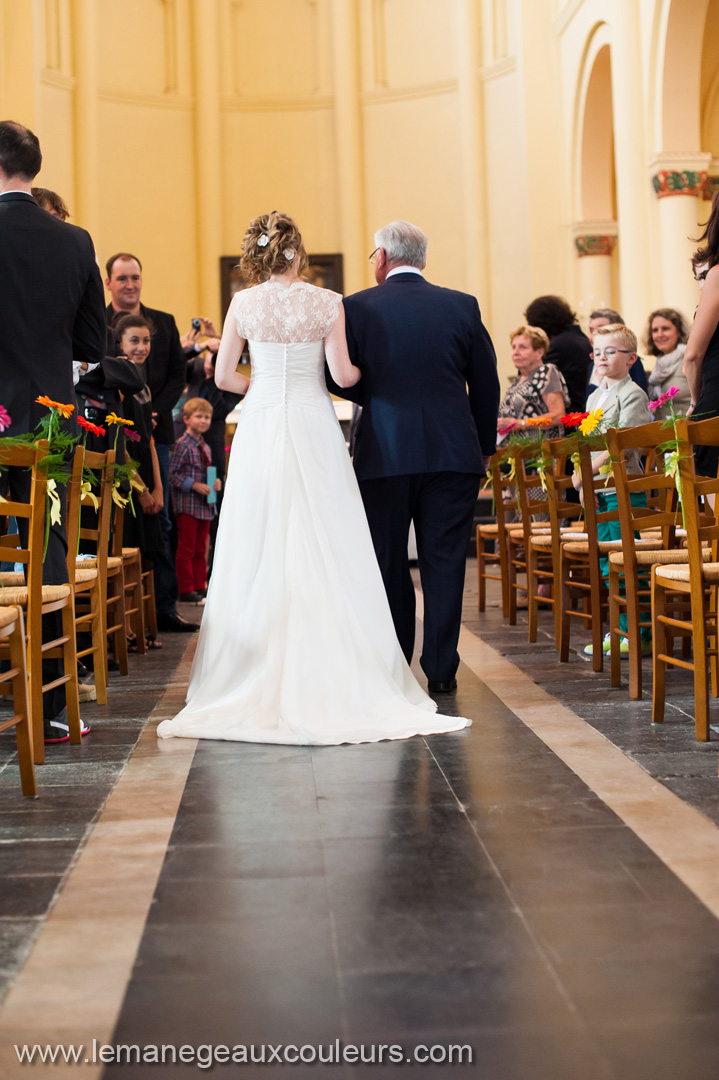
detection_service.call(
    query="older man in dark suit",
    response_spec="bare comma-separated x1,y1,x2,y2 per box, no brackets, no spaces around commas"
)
327,221,499,693
0,120,106,740
104,253,195,632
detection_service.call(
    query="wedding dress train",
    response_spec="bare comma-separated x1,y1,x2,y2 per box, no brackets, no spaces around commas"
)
157,280,471,744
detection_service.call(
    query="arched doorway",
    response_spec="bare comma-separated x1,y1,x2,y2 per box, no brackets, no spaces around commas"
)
574,30,618,322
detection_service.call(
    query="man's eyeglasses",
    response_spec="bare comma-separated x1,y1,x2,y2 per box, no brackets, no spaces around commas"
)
369,248,380,264
591,348,634,360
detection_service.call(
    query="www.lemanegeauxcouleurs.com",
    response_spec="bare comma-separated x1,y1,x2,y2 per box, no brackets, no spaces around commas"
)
15,1039,474,1067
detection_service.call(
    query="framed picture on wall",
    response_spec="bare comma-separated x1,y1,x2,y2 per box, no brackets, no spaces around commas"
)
219,253,344,317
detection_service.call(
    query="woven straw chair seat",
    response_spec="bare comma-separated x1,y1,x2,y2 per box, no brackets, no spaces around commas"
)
0,584,71,605
77,555,123,570
609,547,712,567
122,547,140,558
562,538,662,556
74,568,98,585
655,562,719,584
0,605,21,631
529,534,553,549
478,523,499,536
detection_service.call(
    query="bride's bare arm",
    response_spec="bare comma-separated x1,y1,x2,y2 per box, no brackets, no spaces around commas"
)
214,300,251,394
325,304,361,388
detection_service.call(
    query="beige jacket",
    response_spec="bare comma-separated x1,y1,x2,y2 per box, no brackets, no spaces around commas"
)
587,375,652,478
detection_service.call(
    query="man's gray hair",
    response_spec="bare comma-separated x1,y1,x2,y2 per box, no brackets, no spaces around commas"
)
374,220,428,269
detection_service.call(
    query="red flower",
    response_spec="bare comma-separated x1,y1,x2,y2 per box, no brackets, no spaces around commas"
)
77,416,106,437
561,411,590,428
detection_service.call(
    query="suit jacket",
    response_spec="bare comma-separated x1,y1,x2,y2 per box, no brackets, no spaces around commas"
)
0,191,106,436
106,301,185,444
587,375,651,476
545,324,592,412
326,274,499,481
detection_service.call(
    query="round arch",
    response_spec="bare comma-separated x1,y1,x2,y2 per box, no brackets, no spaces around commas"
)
572,22,613,222
650,0,711,152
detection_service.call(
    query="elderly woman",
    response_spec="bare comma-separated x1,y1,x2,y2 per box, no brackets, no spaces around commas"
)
497,324,570,443
645,307,690,420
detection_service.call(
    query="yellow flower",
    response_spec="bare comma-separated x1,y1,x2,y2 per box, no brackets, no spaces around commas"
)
105,413,134,427
579,408,604,436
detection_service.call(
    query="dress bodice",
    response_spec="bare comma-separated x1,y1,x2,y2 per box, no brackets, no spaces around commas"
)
233,280,342,410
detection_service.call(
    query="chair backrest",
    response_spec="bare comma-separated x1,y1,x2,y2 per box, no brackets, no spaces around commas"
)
606,420,681,556
545,435,585,527
487,450,516,549
0,441,50,639
675,416,719,576
65,445,116,575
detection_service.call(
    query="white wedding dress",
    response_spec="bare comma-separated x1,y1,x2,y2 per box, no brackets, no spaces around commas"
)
157,280,471,745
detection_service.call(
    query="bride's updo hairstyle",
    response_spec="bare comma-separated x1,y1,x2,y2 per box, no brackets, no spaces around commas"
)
238,211,309,285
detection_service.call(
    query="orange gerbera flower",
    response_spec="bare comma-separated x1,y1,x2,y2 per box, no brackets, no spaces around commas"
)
36,395,75,419
524,414,554,427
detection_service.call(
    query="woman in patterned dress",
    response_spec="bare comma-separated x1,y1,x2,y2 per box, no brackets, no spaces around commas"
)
496,324,570,443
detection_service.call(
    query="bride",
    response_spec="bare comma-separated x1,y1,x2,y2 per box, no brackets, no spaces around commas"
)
157,212,470,744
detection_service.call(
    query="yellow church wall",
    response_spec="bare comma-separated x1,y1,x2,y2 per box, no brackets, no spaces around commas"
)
0,0,716,377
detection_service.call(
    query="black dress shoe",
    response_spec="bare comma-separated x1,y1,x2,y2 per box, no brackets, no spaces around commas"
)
156,612,199,633
427,678,458,694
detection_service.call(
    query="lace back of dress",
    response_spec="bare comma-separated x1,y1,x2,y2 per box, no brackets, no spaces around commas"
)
234,281,342,344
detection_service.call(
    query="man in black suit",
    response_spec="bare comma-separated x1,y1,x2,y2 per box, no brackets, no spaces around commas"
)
327,221,499,693
104,253,196,632
0,121,106,738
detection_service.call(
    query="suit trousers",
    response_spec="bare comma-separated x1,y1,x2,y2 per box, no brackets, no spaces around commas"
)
1,466,68,719
358,471,480,682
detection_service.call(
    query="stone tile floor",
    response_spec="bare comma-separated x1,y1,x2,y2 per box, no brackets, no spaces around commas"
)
462,562,719,825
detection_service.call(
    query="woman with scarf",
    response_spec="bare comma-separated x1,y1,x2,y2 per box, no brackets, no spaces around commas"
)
644,308,690,421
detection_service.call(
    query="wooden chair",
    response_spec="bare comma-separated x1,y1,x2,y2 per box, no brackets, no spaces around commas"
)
0,442,81,764
559,442,662,671
529,437,585,646
477,451,513,617
110,504,145,654
65,446,117,703
606,421,698,700
511,442,554,635
651,416,719,741
0,606,36,797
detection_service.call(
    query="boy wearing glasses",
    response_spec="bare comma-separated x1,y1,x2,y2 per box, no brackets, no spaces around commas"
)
578,323,652,656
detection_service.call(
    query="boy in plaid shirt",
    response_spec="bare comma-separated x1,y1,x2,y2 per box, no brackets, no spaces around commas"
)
170,398,222,602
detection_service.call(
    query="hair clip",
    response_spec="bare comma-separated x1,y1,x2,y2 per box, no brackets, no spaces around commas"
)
257,234,269,247
283,248,295,262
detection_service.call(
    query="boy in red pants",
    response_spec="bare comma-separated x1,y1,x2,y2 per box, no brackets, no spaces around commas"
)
170,398,222,602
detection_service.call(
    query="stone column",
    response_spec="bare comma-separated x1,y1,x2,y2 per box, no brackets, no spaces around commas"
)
649,152,711,319
455,0,489,306
71,0,100,241
331,0,367,295
609,0,651,333
572,224,617,323
191,0,223,319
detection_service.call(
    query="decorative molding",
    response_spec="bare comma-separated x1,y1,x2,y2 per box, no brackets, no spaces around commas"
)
44,0,61,70
554,0,584,36
220,94,333,113
371,0,387,88
40,67,75,92
361,78,457,105
704,175,719,201
479,56,516,83
575,234,617,258
98,89,194,111
652,170,707,198
162,0,178,94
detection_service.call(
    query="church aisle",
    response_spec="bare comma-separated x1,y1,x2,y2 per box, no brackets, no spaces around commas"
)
2,579,719,1078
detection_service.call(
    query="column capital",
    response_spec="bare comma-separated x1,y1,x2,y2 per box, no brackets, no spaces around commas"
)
572,222,617,258
648,151,712,198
